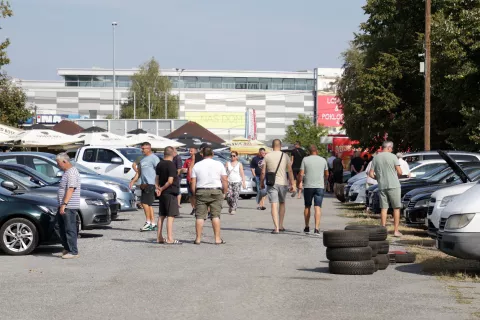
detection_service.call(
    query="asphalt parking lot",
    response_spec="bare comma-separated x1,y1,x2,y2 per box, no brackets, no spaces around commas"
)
0,194,477,320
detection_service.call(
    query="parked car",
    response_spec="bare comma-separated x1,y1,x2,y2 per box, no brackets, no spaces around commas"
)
425,181,478,239
213,156,256,198
0,168,111,233
0,152,137,212
437,181,480,260
403,151,480,163
0,189,59,255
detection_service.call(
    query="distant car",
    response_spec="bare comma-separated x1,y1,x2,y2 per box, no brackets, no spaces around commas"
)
0,189,59,256
0,152,137,212
0,168,111,234
403,151,480,163
213,156,256,198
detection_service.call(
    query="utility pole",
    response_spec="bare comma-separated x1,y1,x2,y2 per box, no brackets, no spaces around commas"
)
33,105,37,124
148,92,151,119
424,0,431,151
112,22,118,120
133,91,136,120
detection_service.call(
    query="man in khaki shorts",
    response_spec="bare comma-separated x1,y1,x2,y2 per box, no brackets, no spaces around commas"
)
369,141,403,237
191,147,228,245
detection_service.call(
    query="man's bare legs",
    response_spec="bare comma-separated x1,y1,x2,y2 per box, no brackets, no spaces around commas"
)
381,208,402,236
143,204,155,225
271,202,279,232
195,218,204,243
260,195,266,208
314,206,322,230
279,202,286,230
211,218,221,243
304,207,311,228
380,208,388,227
157,216,166,242
177,194,182,208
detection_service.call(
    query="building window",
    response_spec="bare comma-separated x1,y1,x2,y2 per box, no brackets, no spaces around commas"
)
283,79,295,90
235,78,247,90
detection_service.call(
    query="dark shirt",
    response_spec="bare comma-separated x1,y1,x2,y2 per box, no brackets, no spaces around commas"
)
173,155,182,171
194,152,204,164
332,157,344,183
250,155,264,177
351,157,364,173
155,160,179,196
291,148,306,169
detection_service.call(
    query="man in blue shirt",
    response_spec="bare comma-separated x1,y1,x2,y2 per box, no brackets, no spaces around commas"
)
250,148,267,210
131,142,160,231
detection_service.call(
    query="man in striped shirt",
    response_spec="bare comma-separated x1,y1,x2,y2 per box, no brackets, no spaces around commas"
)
56,153,81,259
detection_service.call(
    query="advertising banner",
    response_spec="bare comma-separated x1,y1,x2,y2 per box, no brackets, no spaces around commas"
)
317,95,343,127
185,112,245,129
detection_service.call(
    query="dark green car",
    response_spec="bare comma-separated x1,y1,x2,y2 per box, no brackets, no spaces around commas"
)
0,188,58,255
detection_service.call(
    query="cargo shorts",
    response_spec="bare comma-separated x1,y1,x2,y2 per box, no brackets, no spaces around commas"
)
379,188,401,209
195,189,224,220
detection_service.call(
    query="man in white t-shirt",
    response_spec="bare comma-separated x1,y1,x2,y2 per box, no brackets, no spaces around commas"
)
396,153,411,178
191,147,228,245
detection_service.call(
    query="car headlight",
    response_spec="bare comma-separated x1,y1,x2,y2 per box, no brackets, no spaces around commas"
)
414,199,430,208
104,181,130,192
86,199,106,206
439,195,457,208
102,192,115,201
445,213,475,229
38,205,57,216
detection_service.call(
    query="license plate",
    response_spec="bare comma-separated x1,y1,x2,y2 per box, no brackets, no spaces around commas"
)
242,188,252,192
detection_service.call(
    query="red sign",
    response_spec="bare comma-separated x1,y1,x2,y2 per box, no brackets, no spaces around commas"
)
317,95,343,127
332,137,356,158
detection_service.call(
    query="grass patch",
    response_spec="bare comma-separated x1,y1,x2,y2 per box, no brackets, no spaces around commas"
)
408,246,480,282
472,312,480,318
346,218,381,226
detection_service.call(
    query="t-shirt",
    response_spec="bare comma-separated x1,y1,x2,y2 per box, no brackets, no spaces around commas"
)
57,167,81,209
139,154,160,185
327,156,336,169
155,160,179,195
291,148,306,170
300,155,329,188
351,157,364,172
371,152,400,190
332,157,344,184
366,161,378,185
183,157,193,182
264,151,291,186
173,155,182,170
399,158,410,176
250,155,264,177
191,158,227,188
194,152,204,164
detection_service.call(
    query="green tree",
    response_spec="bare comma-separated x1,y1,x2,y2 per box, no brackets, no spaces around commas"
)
121,57,178,119
0,76,30,126
284,115,329,157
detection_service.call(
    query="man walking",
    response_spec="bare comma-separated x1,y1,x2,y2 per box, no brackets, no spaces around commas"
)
55,153,81,259
260,139,296,234
130,142,160,231
155,146,180,244
290,141,306,198
182,147,196,215
191,147,228,245
327,151,336,193
369,141,403,237
250,148,266,210
298,145,329,235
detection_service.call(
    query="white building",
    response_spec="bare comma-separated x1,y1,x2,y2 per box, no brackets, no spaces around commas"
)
17,67,341,140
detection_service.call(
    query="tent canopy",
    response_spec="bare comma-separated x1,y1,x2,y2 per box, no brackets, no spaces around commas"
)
11,129,83,147
127,128,148,134
24,123,50,130
52,120,84,135
75,132,128,146
166,121,225,144
82,126,107,133
125,133,184,149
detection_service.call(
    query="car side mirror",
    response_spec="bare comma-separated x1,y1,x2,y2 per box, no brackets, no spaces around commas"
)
1,180,18,191
56,171,64,177
111,157,123,164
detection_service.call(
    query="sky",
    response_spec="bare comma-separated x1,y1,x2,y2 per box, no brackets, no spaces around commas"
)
4,0,366,80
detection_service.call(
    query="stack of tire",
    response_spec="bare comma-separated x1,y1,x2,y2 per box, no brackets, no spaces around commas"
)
345,225,390,271
323,225,390,275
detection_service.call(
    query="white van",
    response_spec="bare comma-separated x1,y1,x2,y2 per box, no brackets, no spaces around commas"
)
437,182,480,260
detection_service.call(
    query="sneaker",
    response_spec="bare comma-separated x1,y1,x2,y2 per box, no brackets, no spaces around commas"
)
53,249,69,257
151,224,158,231
141,222,151,231
62,253,79,259
304,227,310,233
230,210,236,215
314,229,320,235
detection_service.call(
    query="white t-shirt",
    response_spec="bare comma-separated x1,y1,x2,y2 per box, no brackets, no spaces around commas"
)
399,158,410,176
191,158,227,188
227,162,242,183
366,161,378,185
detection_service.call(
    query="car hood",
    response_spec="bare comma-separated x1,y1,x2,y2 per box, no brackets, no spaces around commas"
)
411,192,432,202
438,150,471,183
404,183,460,199
442,182,480,216
348,172,367,185
432,182,477,200
25,186,103,200
352,178,367,187
10,193,58,207
80,173,129,185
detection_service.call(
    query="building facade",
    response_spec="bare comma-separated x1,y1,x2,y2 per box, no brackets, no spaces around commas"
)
17,67,341,141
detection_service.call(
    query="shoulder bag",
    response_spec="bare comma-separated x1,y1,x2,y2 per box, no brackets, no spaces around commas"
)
266,153,284,187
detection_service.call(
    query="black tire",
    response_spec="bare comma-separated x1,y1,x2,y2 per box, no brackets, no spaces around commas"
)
394,252,416,263
329,260,376,275
323,230,369,248
373,254,389,270
326,247,372,261
240,195,254,200
344,225,388,241
0,218,39,256
369,241,379,257
372,259,379,272
370,240,389,254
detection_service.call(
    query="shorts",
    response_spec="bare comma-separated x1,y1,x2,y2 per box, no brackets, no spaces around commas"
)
159,193,179,217
304,188,325,207
379,188,401,209
293,168,301,180
140,185,156,206
267,184,288,203
195,189,223,220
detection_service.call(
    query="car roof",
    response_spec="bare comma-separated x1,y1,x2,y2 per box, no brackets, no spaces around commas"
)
404,151,480,157
0,151,56,158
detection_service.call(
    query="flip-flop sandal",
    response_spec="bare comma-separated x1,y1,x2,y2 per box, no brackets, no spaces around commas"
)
271,230,280,234
215,239,226,245
155,238,167,244
193,240,201,245
165,240,182,245
279,228,286,232
257,207,261,210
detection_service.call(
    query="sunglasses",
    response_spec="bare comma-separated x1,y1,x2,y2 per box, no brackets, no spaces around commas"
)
231,154,237,157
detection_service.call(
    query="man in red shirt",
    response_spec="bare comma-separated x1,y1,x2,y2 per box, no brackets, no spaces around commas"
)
182,147,196,215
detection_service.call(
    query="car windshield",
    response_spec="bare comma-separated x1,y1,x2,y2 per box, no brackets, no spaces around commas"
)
425,168,453,183
71,160,99,175
2,170,40,188
21,166,59,184
416,164,448,180
118,148,143,162
213,156,227,164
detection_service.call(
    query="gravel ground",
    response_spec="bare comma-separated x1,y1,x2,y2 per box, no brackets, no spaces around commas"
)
0,194,475,320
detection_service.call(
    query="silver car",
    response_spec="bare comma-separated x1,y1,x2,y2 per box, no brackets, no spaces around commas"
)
0,168,111,231
0,152,137,212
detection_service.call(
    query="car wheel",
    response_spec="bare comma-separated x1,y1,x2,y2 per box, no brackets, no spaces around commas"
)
0,218,38,256
76,212,82,238
240,195,253,199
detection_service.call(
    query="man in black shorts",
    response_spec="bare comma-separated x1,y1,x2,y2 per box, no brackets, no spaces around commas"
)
155,146,180,244
290,141,306,198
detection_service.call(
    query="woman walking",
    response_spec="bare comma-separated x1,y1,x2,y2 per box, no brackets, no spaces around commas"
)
226,151,246,215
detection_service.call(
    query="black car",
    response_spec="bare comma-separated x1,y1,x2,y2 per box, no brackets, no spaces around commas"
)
0,188,59,255
0,163,121,219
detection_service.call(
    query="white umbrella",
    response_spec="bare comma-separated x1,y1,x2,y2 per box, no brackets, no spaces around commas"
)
11,129,83,147
0,124,22,143
75,132,129,146
125,133,184,149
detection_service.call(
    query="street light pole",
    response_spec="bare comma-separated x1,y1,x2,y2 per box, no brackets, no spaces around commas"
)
112,22,118,119
175,68,185,118
424,0,431,151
